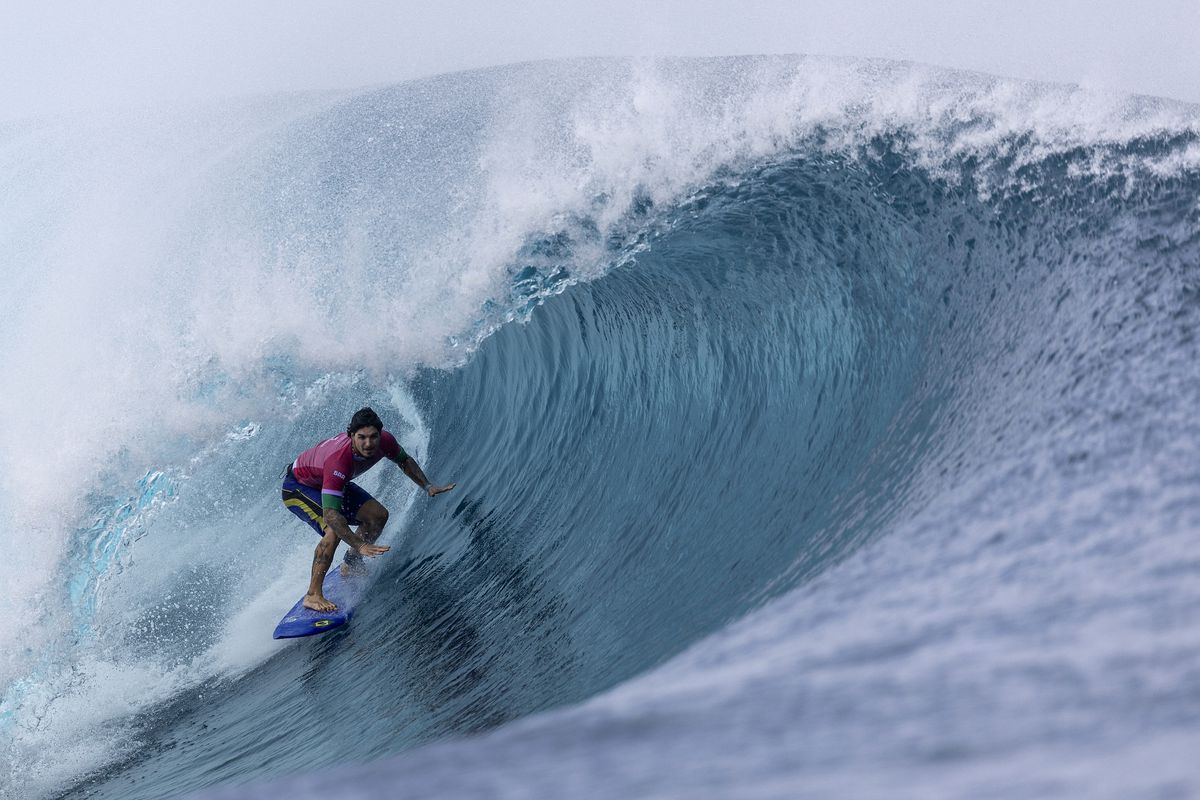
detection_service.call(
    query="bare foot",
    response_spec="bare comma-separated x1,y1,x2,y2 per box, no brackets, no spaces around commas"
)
303,593,336,612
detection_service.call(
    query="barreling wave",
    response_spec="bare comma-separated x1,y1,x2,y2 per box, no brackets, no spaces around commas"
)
2,56,1198,799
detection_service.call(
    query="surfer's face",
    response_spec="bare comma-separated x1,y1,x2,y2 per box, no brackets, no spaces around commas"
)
351,427,381,458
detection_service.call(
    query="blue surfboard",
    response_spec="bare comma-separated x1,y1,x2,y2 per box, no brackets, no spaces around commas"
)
273,563,370,639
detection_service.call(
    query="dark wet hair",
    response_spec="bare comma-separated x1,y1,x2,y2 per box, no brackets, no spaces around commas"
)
347,407,384,436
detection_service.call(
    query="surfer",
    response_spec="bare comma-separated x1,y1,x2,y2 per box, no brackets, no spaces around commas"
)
282,407,455,612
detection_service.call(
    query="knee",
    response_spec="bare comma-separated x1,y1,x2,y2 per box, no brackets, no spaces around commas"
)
368,506,390,531
363,502,389,528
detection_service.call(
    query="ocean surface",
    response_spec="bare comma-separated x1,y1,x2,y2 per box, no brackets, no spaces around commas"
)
1,56,1198,800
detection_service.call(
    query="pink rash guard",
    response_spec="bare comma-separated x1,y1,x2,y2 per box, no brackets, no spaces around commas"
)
292,431,409,511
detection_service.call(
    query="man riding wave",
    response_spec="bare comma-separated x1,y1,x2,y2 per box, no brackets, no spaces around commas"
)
281,407,455,611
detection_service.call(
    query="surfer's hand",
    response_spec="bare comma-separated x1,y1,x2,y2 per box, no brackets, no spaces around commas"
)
355,543,390,557
427,483,456,497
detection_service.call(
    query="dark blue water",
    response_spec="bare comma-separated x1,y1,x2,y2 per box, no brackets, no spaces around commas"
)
3,58,1198,800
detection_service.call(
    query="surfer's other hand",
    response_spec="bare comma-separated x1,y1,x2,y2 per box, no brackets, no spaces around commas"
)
427,483,456,497
355,543,390,557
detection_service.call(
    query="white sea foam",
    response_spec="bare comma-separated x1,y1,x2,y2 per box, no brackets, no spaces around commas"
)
1,377,429,797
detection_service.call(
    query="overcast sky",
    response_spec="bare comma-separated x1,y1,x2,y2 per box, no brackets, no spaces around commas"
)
2,0,1198,120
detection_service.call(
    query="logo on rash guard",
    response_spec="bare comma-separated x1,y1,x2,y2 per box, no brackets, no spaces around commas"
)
334,470,346,479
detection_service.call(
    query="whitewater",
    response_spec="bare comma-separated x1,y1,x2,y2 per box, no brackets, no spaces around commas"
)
1,56,1198,799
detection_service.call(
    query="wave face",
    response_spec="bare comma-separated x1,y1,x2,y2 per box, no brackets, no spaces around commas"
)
3,57,1199,799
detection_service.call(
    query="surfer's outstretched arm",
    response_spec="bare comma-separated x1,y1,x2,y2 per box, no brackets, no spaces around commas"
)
398,456,456,496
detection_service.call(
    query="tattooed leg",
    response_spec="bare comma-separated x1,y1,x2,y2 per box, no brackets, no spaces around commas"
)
304,528,340,612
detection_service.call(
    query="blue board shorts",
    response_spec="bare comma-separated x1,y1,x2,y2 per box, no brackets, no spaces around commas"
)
281,464,374,535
